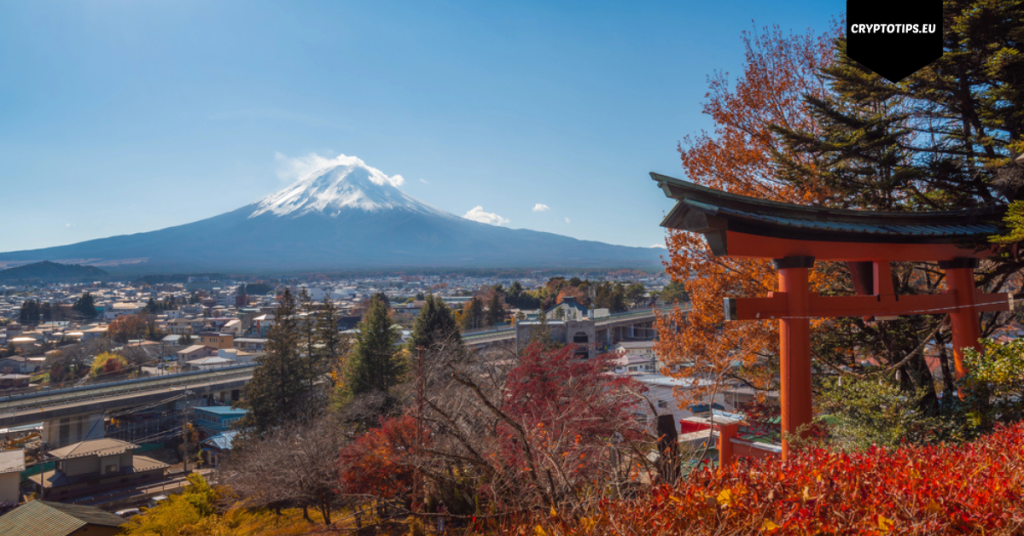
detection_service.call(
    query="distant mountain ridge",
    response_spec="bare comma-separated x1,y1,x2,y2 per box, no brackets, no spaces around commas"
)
0,157,661,273
0,261,108,282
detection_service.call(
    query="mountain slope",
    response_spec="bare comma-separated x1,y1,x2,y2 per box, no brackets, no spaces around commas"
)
0,157,662,273
0,261,108,282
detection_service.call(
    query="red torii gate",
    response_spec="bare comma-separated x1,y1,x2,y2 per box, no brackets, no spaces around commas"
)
653,174,1013,459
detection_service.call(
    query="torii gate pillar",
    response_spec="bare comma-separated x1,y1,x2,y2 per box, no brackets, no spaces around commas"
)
940,258,982,383
776,256,814,459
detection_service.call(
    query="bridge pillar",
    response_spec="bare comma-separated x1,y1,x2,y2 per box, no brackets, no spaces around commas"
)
42,412,105,448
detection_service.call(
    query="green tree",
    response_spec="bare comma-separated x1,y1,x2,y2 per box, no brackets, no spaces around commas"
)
626,283,647,308
815,376,948,451
408,294,463,355
72,292,97,320
239,289,306,433
486,291,506,327
316,295,350,391
18,300,40,325
660,281,689,304
343,294,405,400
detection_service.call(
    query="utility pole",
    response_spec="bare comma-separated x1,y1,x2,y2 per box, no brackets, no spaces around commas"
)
182,390,193,473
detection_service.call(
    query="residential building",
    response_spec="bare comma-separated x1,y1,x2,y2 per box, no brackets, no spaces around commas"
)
193,406,248,434
0,449,25,505
177,344,215,363
201,430,237,467
0,500,126,536
200,332,234,349
30,438,168,501
233,337,267,352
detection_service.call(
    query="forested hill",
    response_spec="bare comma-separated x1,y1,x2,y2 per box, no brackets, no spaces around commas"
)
0,261,108,282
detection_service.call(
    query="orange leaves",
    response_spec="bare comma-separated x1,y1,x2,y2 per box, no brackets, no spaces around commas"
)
514,422,1024,536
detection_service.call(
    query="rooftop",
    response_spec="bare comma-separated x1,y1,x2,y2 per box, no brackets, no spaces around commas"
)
48,438,137,459
0,500,126,536
653,173,1004,251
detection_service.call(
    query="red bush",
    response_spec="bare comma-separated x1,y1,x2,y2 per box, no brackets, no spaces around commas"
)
338,415,423,501
516,422,1024,535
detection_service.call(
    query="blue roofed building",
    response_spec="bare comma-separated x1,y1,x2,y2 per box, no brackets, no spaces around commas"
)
200,430,238,467
193,406,248,434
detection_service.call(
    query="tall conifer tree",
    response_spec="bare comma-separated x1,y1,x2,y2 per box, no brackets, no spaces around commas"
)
239,289,305,433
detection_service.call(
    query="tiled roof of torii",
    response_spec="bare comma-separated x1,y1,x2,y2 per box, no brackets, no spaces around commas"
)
653,173,1005,245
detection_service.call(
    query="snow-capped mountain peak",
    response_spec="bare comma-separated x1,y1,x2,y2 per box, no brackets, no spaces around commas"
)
250,156,447,218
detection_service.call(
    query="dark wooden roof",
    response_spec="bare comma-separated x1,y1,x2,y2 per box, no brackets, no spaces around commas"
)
653,173,1004,246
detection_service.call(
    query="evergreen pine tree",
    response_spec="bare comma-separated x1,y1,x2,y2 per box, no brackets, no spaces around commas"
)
72,293,97,320
316,295,349,390
408,294,463,355
239,289,305,433
486,291,506,327
344,294,404,399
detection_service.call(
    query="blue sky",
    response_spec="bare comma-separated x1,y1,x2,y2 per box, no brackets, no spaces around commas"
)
0,0,841,253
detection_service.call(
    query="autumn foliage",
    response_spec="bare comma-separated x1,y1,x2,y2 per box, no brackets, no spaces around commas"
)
338,414,421,501
655,24,840,405
517,422,1024,535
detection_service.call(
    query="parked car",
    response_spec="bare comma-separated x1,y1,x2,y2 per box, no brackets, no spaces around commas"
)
148,495,169,508
115,508,141,518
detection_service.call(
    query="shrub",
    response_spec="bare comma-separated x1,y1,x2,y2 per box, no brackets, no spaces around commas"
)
517,422,1024,535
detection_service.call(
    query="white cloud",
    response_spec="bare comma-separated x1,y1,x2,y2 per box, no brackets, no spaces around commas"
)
420,179,430,184
533,203,550,212
66,223,73,228
463,206,510,226
650,243,666,249
564,217,571,224
274,151,405,187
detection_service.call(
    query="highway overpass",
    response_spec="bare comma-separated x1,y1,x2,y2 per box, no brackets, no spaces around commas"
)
0,304,684,446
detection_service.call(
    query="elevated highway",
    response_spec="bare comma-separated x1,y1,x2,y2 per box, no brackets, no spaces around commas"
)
462,305,684,347
0,305,685,445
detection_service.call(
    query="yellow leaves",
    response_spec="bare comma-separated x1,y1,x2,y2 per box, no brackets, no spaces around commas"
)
877,514,894,531
717,488,734,507
550,505,557,518
534,526,547,536
924,500,942,515
762,519,781,531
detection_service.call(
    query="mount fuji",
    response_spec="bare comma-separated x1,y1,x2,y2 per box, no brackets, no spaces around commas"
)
0,157,662,274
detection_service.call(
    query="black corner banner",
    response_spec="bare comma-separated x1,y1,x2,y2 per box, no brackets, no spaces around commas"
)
846,0,943,83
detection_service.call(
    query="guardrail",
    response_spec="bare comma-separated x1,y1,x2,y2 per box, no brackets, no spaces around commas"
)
0,364,256,413
460,305,681,340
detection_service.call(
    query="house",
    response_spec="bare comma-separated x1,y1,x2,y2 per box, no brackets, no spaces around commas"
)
0,500,126,536
634,374,735,429
544,296,590,321
233,337,267,352
0,374,31,389
81,325,108,341
186,355,235,371
611,341,658,374
0,356,28,374
104,302,143,320
193,406,248,434
31,439,168,501
201,430,238,467
0,449,25,505
219,318,243,336
393,301,426,321
177,344,215,363
199,332,234,350
166,317,196,335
